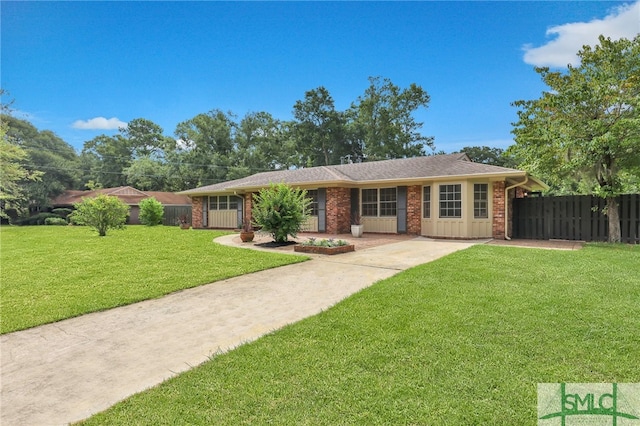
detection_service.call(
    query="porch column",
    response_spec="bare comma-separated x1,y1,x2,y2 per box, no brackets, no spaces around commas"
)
192,197,204,229
492,181,506,239
406,185,422,235
326,187,351,234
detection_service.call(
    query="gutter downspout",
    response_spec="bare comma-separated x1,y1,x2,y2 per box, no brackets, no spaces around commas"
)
504,176,529,240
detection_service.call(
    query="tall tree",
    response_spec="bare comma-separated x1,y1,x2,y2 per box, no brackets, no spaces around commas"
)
120,118,171,160
350,76,434,160
172,110,236,187
456,146,517,168
81,134,132,188
233,111,296,176
3,115,80,209
292,87,349,166
0,120,43,220
510,35,640,243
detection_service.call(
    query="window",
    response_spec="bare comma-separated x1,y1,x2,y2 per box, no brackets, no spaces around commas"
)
218,196,228,210
361,188,397,217
307,190,319,216
229,196,238,210
474,184,488,218
439,184,461,218
379,188,397,216
423,186,431,219
209,196,218,211
209,196,239,211
361,189,378,217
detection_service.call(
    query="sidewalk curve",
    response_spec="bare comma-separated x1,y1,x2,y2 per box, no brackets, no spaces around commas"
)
1,236,480,425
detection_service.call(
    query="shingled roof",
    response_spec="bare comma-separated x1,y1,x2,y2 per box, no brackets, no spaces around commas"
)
51,186,191,206
180,153,546,196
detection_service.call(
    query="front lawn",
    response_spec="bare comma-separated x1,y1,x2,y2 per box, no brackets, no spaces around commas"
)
80,243,640,425
0,226,306,334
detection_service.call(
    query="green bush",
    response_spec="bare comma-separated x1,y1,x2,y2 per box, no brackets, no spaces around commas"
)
15,213,59,226
44,217,67,226
51,208,73,219
71,194,130,237
252,183,311,243
139,197,164,226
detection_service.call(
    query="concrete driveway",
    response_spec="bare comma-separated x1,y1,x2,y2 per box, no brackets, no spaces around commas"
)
1,236,480,426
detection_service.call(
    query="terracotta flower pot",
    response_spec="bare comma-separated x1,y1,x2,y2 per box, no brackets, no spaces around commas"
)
240,231,255,242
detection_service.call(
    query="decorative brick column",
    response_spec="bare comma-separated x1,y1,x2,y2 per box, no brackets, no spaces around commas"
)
244,193,254,226
326,187,351,234
406,185,422,235
492,181,506,239
192,196,204,229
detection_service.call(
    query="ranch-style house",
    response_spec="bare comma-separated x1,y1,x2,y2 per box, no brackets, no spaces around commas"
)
180,153,547,239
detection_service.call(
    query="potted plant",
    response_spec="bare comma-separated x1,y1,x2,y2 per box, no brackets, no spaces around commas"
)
177,214,190,230
351,212,364,238
239,219,255,242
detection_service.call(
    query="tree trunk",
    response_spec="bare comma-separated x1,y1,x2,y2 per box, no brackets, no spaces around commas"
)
606,196,621,243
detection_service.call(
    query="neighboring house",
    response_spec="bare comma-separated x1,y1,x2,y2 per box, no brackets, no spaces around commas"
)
51,186,192,225
180,153,547,239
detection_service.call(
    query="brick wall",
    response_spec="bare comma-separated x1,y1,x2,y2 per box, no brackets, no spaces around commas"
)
407,185,422,235
192,196,204,229
492,181,505,239
326,187,351,234
493,182,528,239
244,193,254,227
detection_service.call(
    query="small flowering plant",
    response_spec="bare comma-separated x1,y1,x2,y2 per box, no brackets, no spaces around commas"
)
301,238,349,247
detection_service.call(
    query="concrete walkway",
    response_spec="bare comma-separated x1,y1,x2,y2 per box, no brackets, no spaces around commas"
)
1,236,481,426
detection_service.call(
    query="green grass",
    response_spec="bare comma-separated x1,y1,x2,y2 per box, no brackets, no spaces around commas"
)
78,243,640,425
0,226,306,334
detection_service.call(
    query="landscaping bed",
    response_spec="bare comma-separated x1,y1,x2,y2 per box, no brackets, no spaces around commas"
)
294,243,355,255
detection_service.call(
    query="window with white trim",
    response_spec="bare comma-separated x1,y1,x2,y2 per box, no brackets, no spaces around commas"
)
361,188,397,217
209,196,239,211
439,184,461,218
361,189,378,217
423,186,431,219
474,184,488,218
379,188,397,216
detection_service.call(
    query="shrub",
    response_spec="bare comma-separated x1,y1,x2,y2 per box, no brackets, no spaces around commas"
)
139,197,164,226
71,194,130,237
44,217,67,226
15,212,59,226
51,208,73,219
252,183,311,243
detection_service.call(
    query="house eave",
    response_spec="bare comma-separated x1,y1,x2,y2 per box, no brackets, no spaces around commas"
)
180,171,547,196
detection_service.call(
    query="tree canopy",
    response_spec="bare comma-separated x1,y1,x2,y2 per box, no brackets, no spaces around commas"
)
510,35,640,242
2,76,437,216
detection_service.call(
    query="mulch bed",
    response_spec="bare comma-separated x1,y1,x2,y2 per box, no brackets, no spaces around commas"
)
255,241,298,248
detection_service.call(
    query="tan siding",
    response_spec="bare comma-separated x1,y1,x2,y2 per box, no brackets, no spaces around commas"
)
301,216,319,232
208,211,238,228
362,217,397,233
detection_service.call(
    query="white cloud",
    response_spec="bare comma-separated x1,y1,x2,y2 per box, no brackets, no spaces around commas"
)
72,117,127,130
523,1,640,67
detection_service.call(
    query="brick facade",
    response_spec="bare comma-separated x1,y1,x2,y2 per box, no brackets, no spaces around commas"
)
192,196,204,229
407,185,422,235
492,181,505,239
492,182,528,239
326,187,351,234
244,193,254,227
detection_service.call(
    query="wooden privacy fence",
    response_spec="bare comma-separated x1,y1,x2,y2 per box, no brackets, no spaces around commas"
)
163,206,192,226
512,194,640,243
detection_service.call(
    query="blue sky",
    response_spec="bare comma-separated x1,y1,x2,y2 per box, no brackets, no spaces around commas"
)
2,1,638,153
